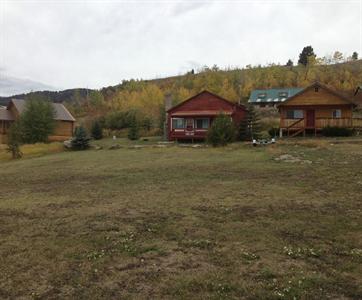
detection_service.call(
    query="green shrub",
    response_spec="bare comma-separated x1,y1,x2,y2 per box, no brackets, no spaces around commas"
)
268,127,279,138
321,126,355,137
91,120,103,140
71,126,91,150
207,113,235,146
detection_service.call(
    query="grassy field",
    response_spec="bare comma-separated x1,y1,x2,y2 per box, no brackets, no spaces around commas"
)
0,138,362,299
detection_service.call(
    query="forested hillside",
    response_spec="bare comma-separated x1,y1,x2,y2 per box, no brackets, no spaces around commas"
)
2,59,362,131
0,88,93,107
80,59,362,129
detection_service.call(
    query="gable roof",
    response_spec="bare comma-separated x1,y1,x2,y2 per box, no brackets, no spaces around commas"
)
8,99,75,121
277,82,355,107
167,90,245,113
0,108,15,121
249,88,303,104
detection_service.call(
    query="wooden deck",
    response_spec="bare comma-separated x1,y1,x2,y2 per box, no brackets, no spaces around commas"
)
280,117,362,137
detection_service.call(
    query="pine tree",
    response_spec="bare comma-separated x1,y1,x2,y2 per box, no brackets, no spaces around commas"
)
239,105,261,141
352,52,358,60
286,59,293,67
128,115,140,140
91,120,103,140
298,46,316,66
238,117,249,141
207,113,235,146
7,122,23,159
71,126,91,150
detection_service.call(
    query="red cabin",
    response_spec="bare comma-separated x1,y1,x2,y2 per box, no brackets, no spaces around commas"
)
167,90,246,141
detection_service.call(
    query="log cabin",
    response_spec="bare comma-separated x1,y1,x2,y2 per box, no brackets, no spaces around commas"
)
0,99,75,144
278,82,362,137
167,91,246,141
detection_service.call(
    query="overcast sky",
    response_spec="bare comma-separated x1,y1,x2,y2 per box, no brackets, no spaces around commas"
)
1,0,361,92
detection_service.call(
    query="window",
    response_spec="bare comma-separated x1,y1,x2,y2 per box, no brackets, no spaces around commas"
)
195,118,209,129
258,93,267,99
286,110,303,119
314,87,319,92
172,118,185,129
332,109,341,118
278,92,288,98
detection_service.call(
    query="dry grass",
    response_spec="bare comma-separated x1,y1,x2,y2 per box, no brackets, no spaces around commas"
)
0,138,361,299
0,142,64,162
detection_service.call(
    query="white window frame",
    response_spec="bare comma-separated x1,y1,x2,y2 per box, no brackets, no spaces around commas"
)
332,109,341,118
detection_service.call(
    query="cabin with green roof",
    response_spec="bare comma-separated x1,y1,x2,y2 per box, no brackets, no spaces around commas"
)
248,88,303,108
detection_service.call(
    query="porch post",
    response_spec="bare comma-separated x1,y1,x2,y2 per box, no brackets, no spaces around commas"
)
279,128,283,138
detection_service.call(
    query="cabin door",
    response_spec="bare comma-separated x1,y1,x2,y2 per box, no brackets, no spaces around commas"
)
186,118,194,131
306,110,315,127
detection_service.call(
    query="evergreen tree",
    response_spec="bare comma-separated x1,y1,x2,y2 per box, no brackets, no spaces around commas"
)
91,120,103,140
352,52,358,60
238,117,249,141
286,59,293,67
298,46,316,66
7,121,23,159
207,113,235,146
239,105,261,141
71,126,91,150
128,115,140,140
20,97,56,144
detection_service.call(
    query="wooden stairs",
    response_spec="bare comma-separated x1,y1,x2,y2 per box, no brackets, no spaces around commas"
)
287,118,305,137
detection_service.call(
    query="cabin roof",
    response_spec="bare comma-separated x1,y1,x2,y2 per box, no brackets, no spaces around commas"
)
8,99,75,121
248,88,303,103
167,90,245,113
0,108,15,121
278,82,355,107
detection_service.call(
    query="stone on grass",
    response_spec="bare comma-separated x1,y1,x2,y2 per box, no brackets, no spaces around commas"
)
63,140,72,149
109,144,122,150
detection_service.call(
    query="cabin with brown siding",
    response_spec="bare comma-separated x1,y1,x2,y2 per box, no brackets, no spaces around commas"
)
0,99,75,144
167,91,246,141
278,82,362,137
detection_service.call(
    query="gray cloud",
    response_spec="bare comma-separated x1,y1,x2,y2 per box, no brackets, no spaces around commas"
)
0,0,360,92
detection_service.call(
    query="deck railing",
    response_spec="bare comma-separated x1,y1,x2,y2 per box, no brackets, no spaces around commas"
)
281,118,362,129
280,118,305,128
315,118,352,128
352,118,362,128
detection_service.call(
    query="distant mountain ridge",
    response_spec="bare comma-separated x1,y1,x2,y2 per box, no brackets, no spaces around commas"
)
0,88,95,107
0,75,57,98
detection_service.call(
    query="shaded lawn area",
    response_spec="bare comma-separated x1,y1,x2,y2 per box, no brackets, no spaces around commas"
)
0,141,361,299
